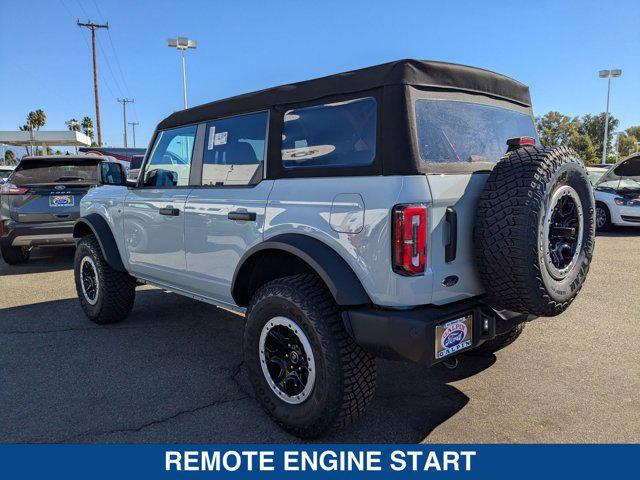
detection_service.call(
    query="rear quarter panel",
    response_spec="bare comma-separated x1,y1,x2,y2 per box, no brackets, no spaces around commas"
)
265,175,435,307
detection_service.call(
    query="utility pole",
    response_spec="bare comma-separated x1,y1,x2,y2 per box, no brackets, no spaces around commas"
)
128,122,139,148
117,98,134,147
77,19,109,147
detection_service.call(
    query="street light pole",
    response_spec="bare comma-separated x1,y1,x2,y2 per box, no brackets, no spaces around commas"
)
599,69,622,165
168,37,197,110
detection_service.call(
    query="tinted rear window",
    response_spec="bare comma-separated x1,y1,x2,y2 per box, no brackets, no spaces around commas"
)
10,159,101,186
281,97,376,169
415,99,537,164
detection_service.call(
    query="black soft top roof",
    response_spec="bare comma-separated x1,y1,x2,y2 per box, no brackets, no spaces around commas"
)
158,59,531,130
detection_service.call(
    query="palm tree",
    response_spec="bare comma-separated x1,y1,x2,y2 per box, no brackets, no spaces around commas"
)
18,123,33,155
33,109,46,130
81,116,94,139
66,118,81,132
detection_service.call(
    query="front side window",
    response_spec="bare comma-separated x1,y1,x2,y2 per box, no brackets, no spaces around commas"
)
143,125,196,187
281,97,376,169
415,99,537,164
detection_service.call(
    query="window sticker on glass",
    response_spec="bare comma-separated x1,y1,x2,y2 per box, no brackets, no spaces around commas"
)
214,131,228,146
207,126,216,150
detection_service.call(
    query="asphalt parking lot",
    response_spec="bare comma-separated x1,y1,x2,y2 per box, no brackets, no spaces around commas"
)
1,230,639,443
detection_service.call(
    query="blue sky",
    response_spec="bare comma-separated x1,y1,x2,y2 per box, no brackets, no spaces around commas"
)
1,0,638,149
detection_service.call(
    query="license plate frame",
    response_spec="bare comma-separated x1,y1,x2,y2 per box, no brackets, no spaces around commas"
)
435,314,474,360
49,195,74,207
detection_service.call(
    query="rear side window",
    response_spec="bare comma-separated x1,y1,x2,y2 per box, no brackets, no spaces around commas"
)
281,97,376,169
9,159,100,186
415,99,537,164
143,125,196,187
202,111,269,186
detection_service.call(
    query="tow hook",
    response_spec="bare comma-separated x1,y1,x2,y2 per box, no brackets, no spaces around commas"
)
442,356,459,369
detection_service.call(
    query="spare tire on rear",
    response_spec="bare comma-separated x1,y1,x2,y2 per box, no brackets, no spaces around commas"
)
475,145,595,317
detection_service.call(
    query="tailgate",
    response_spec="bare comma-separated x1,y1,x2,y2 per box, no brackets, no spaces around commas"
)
426,173,488,304
7,186,89,223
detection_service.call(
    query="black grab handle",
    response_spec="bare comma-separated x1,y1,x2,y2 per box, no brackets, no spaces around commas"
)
445,207,457,263
159,208,180,216
228,211,256,221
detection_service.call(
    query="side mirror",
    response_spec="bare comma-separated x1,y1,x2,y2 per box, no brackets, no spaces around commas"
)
100,161,126,186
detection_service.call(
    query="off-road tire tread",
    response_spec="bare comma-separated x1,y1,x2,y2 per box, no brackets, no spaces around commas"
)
246,274,376,438
475,145,594,317
75,235,136,324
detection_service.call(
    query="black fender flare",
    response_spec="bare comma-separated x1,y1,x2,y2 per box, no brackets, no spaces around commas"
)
73,213,126,272
232,233,371,307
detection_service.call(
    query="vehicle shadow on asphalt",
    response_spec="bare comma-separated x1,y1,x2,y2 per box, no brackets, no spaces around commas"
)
0,288,495,444
0,246,75,276
596,226,640,237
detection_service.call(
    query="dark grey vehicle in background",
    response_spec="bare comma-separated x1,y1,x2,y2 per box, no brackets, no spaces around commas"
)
0,155,105,265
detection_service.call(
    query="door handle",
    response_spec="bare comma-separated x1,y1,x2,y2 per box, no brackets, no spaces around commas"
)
445,207,457,263
159,207,180,216
228,211,256,221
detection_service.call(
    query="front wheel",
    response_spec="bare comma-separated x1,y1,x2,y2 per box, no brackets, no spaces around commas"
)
244,274,376,438
595,202,613,231
74,235,136,324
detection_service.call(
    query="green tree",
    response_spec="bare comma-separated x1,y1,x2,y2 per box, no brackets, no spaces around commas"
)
567,133,597,164
34,109,46,130
3,149,16,166
81,116,94,139
616,133,638,158
625,126,640,140
579,113,619,161
536,111,580,147
67,118,81,132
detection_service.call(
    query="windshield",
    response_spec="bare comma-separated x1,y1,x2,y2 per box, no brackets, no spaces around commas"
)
588,169,607,185
9,159,101,186
415,99,537,164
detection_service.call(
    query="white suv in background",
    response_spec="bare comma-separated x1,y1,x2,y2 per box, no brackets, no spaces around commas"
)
592,154,640,231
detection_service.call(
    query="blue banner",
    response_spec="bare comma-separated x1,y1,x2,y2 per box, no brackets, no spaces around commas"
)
0,444,636,479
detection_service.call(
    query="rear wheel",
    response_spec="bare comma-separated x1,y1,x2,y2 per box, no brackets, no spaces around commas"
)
244,274,376,438
74,235,136,324
595,202,612,231
0,245,31,265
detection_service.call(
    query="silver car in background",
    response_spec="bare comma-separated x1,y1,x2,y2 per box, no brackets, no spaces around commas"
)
0,165,15,184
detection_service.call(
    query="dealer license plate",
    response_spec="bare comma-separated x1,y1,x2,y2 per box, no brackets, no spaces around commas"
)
435,315,473,359
49,195,74,207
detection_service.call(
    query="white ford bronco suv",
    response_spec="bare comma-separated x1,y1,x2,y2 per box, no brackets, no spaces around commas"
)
73,60,595,437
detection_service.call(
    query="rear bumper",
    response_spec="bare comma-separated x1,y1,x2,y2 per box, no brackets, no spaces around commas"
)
0,220,75,247
344,297,532,367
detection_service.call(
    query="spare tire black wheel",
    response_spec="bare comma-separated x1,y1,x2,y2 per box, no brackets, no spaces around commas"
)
475,146,595,317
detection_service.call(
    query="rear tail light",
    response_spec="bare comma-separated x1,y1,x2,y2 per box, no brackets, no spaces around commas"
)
0,184,29,195
506,136,536,152
392,203,427,276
